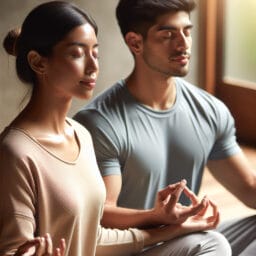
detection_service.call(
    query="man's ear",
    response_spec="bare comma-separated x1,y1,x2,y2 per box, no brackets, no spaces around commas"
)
125,32,143,55
27,50,47,75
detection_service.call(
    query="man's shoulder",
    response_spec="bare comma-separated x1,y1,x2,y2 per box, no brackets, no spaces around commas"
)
177,78,225,108
85,80,127,112
177,78,210,96
176,78,233,129
73,80,130,128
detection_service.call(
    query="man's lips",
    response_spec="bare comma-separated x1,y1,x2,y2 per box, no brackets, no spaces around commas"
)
170,54,190,65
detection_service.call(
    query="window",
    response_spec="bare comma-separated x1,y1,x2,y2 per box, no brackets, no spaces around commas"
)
202,0,256,145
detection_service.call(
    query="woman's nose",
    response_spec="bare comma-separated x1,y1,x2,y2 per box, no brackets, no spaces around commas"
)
85,55,99,75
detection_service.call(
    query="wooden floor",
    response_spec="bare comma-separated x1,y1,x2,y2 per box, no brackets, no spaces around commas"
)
199,144,256,222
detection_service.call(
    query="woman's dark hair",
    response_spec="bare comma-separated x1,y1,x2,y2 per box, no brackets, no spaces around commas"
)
3,1,98,85
116,0,196,38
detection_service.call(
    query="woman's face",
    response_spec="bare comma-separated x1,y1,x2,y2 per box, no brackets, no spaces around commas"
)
43,23,99,100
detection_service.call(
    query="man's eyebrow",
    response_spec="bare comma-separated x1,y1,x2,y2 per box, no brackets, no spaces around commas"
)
157,24,193,31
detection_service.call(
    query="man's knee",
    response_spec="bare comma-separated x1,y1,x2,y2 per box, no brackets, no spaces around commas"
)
219,215,256,255
140,231,231,256
196,231,232,255
171,231,231,256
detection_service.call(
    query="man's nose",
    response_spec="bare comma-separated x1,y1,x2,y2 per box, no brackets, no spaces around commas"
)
176,32,190,51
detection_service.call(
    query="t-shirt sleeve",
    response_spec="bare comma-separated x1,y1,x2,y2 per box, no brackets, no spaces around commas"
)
0,143,36,255
74,110,123,177
96,225,144,256
208,100,241,160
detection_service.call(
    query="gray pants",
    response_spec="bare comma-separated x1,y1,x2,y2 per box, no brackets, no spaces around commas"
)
218,215,256,256
139,231,231,255
139,215,256,256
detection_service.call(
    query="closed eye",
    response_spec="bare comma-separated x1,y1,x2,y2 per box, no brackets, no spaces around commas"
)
69,47,85,59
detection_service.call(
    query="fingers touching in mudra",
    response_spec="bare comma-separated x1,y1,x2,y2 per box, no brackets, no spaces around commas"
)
153,179,219,229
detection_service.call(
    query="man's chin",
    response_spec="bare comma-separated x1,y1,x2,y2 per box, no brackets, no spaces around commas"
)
180,65,190,76
173,69,189,77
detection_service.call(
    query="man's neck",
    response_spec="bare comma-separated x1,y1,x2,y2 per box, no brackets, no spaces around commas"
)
125,73,177,110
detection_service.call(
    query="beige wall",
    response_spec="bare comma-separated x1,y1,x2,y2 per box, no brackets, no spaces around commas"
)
0,0,199,132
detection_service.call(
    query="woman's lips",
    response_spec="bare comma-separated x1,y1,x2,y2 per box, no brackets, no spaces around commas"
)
79,79,96,89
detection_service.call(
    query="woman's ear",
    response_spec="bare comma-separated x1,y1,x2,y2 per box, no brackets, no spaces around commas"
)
27,50,47,75
125,32,143,55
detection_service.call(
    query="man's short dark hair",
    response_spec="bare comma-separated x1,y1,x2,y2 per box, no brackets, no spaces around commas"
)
116,0,196,38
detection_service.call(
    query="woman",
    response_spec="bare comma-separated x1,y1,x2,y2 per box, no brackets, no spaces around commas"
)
0,1,224,255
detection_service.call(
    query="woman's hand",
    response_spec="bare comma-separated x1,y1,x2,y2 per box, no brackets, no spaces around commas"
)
14,233,66,256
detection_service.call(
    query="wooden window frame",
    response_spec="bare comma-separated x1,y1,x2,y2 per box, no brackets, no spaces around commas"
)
201,0,256,145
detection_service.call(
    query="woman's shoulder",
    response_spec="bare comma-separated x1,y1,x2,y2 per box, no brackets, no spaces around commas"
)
0,127,26,151
0,127,35,169
66,117,93,144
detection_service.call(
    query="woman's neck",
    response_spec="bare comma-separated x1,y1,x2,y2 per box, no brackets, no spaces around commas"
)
11,89,72,136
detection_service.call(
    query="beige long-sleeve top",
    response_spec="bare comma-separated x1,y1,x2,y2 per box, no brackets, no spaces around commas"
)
0,118,144,256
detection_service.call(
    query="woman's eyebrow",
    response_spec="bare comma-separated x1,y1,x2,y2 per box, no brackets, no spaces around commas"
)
66,41,99,48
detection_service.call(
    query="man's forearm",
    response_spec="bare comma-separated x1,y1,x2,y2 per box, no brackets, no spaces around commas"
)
101,204,160,229
101,185,208,229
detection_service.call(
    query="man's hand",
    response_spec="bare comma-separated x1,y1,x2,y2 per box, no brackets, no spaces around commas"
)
142,194,220,247
181,188,220,231
152,180,208,225
167,196,219,238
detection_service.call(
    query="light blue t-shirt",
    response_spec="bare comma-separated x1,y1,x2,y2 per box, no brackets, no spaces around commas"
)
74,78,241,208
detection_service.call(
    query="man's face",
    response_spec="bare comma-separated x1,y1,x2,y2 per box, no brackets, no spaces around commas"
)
141,11,193,77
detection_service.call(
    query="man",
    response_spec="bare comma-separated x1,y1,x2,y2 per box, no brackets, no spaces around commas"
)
74,0,256,255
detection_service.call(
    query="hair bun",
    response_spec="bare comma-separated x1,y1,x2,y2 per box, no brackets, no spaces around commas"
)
3,28,21,56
